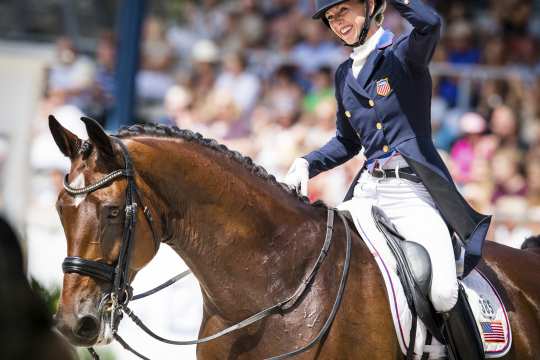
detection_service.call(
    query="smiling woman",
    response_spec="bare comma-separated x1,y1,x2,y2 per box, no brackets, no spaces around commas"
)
325,1,372,45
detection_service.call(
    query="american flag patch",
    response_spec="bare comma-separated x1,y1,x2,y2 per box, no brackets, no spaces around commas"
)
376,78,392,97
481,321,505,343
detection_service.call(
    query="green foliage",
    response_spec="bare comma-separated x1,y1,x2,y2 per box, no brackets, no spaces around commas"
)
77,348,117,360
30,277,61,317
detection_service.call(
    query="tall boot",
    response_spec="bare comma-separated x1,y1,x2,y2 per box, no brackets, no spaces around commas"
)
442,284,485,360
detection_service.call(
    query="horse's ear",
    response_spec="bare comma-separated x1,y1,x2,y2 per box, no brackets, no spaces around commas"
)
81,117,115,158
48,115,81,159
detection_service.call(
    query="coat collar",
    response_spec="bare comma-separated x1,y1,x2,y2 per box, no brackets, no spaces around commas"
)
346,30,394,98
377,30,394,50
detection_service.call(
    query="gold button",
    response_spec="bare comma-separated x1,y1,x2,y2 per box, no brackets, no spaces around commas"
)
369,99,375,107
345,111,352,118
376,122,383,130
383,145,390,153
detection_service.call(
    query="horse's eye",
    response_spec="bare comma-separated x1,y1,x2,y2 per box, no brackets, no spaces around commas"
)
109,208,120,218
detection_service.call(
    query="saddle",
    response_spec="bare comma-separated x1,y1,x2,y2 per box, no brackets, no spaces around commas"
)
370,206,443,341
342,206,487,359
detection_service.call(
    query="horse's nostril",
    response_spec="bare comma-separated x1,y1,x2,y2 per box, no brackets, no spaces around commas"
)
74,315,99,340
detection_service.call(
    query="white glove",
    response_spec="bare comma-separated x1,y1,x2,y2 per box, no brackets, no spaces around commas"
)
283,158,310,197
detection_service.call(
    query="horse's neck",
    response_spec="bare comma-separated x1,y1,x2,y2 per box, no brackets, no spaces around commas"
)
134,138,326,318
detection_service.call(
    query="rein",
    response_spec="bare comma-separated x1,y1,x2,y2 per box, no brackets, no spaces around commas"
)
61,138,352,360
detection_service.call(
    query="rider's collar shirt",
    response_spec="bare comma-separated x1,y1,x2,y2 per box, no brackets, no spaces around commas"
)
350,27,385,78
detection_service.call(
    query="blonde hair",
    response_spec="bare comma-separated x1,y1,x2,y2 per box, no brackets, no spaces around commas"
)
374,1,386,26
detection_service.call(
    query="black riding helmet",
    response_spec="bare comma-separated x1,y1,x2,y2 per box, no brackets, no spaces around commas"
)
312,0,386,47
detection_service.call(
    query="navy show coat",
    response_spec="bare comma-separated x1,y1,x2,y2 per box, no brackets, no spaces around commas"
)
303,0,491,275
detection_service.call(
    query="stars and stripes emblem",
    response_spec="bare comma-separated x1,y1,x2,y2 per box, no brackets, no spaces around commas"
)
480,321,506,343
376,78,392,97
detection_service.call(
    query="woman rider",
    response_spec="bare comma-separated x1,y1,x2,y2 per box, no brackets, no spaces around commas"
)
284,0,490,358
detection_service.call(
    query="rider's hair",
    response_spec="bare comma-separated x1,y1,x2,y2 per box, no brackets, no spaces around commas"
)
374,2,386,26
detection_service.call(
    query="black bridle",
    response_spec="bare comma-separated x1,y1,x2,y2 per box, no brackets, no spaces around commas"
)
61,137,165,347
61,137,352,360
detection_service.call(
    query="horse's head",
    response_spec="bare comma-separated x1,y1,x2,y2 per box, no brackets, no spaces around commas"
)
49,116,160,347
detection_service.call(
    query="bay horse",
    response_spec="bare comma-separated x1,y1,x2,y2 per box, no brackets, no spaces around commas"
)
51,116,540,359
0,215,76,360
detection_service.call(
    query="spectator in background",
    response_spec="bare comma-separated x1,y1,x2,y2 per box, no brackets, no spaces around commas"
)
303,66,333,114
237,0,266,49
490,105,527,150
90,31,117,127
438,21,480,107
450,112,487,185
47,37,96,113
290,20,343,75
262,64,303,127
525,152,540,209
137,16,175,102
214,52,260,113
189,39,220,110
186,0,228,41
492,196,533,248
252,65,305,176
482,37,506,66
159,85,194,129
491,147,527,203
447,21,481,65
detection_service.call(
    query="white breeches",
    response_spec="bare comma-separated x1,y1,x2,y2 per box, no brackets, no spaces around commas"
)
350,156,459,313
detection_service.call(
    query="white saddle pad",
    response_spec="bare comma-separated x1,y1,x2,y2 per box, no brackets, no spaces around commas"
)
338,200,512,359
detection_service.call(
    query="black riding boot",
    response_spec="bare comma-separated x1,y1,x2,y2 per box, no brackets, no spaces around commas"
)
442,284,485,360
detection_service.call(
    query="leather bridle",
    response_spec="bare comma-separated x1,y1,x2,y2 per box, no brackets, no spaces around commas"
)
61,137,161,337
60,137,352,360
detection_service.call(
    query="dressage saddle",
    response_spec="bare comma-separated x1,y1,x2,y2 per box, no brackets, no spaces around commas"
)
342,207,485,360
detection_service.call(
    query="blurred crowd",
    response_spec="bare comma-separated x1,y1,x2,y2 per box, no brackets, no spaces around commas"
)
33,0,540,248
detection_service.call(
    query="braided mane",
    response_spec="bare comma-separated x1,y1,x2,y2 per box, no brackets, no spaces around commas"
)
116,123,316,205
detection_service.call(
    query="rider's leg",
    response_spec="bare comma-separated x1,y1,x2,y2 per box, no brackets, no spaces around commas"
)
373,176,484,359
372,177,459,312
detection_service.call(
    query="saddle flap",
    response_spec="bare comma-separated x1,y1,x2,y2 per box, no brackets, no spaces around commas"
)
371,205,444,342
371,206,432,297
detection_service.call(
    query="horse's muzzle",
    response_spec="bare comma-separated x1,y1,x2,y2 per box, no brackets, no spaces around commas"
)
56,312,99,346
74,314,100,342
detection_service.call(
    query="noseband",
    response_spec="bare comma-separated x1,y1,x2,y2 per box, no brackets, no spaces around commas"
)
61,138,159,330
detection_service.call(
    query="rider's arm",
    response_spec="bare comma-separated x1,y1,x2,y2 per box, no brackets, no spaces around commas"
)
303,65,362,178
389,0,442,66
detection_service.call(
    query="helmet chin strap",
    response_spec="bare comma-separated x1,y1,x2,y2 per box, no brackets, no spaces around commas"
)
344,1,372,48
